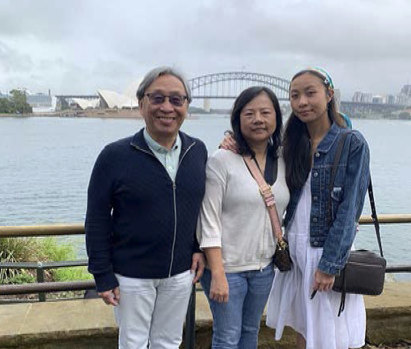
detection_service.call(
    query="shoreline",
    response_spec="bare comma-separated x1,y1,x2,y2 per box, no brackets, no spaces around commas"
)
1,113,410,120
0,110,143,119
0,109,204,120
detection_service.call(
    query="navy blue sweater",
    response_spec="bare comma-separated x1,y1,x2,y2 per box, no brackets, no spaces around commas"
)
85,129,207,292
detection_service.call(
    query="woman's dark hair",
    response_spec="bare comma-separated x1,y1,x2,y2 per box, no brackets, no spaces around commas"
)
283,70,346,192
230,86,282,159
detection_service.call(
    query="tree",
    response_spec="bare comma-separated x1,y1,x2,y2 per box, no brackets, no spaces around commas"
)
9,89,32,114
0,98,14,113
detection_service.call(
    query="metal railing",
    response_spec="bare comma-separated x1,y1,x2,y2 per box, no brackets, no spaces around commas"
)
0,223,84,237
1,214,411,294
1,213,411,348
0,260,88,301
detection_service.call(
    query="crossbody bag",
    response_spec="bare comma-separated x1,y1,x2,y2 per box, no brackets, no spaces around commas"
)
328,131,386,316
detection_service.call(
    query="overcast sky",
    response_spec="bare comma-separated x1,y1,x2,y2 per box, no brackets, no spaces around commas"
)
0,0,410,102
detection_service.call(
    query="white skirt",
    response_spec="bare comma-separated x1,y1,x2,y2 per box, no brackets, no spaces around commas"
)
266,174,366,349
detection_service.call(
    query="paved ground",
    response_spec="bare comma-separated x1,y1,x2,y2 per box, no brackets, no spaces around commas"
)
0,282,410,348
364,342,411,348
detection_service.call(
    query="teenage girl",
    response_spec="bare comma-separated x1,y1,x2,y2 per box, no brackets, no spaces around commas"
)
266,68,370,349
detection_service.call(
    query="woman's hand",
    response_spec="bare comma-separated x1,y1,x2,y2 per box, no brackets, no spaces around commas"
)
209,270,229,303
219,131,239,153
313,269,335,292
203,248,229,302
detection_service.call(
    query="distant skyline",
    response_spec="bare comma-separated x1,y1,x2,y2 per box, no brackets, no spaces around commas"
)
0,0,410,102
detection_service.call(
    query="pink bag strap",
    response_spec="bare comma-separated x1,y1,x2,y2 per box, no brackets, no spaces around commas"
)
243,156,284,242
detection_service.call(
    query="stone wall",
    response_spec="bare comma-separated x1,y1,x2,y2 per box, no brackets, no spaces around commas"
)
0,282,410,349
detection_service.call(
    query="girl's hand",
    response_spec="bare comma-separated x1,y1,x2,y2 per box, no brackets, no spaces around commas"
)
219,131,239,153
313,269,335,292
209,271,229,303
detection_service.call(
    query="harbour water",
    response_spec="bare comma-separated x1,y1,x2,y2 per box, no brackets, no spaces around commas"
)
1,116,410,279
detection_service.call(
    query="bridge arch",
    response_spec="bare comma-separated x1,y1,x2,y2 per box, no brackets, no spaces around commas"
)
187,72,291,101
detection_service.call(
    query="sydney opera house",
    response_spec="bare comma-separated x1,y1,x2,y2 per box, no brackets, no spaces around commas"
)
56,81,142,117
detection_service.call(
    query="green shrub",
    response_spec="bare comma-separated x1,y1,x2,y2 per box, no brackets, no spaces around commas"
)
53,266,92,282
0,237,92,284
0,237,42,283
40,237,76,261
8,271,36,284
0,237,41,262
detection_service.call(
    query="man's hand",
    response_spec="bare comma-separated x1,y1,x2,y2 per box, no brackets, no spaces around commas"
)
313,269,335,292
191,252,205,283
219,131,238,153
98,287,120,306
209,271,229,303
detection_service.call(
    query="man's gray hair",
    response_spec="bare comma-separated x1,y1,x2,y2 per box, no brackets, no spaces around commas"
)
136,66,192,103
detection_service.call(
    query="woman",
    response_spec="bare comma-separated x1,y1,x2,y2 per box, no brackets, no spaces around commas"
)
266,68,370,349
197,86,290,348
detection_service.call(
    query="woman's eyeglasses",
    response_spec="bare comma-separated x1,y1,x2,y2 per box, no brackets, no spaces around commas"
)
144,93,187,107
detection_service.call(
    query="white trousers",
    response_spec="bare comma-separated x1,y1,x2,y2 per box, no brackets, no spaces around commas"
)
114,270,194,349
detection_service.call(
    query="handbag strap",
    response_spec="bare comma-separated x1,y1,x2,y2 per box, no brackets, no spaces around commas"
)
326,131,349,226
243,156,283,242
368,178,384,257
327,131,384,257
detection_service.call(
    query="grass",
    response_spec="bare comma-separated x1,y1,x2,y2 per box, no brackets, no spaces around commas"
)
0,237,92,285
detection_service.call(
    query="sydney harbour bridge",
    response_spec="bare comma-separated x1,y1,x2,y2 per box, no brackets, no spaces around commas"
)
187,72,290,111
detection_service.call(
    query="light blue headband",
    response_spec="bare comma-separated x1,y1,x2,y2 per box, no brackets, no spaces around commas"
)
309,67,334,90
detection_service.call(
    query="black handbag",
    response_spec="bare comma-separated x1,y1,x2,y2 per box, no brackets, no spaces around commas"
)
273,238,292,272
328,132,386,316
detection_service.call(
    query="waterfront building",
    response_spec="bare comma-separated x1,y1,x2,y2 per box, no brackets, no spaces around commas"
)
334,88,341,107
400,84,411,97
352,91,373,103
352,90,409,106
386,94,395,104
352,91,362,103
396,94,410,105
26,93,52,108
372,95,384,104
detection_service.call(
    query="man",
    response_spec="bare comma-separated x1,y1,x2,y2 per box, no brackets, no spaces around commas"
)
85,66,207,348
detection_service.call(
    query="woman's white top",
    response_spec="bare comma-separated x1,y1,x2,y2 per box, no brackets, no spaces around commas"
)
197,148,290,273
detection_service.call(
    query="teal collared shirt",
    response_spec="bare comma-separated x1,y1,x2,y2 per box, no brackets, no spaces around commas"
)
143,128,181,181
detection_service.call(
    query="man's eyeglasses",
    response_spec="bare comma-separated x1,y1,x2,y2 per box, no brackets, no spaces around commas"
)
144,93,188,107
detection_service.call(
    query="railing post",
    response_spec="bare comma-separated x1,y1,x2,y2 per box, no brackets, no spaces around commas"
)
184,285,196,349
36,262,46,302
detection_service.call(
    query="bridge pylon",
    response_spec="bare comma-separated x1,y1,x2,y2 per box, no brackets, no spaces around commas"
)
203,98,211,112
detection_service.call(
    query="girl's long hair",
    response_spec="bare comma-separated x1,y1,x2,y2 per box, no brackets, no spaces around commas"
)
283,70,346,192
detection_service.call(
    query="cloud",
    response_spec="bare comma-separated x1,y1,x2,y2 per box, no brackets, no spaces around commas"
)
0,0,410,98
0,41,33,73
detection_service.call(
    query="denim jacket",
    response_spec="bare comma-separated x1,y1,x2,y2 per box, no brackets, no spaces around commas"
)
283,123,370,275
